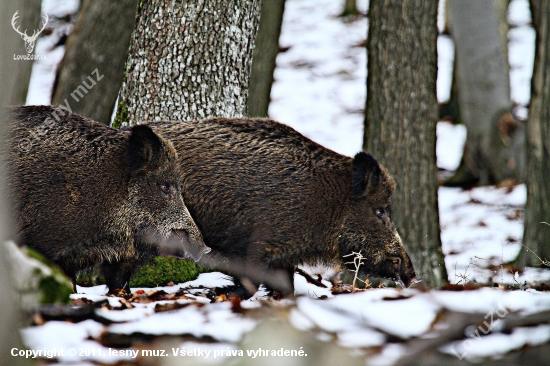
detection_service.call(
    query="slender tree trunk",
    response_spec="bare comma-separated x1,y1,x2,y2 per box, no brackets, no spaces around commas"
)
51,0,137,125
517,0,550,267
363,0,447,288
115,0,262,126
447,0,524,186
0,2,30,364
340,0,358,17
247,0,285,118
10,0,42,105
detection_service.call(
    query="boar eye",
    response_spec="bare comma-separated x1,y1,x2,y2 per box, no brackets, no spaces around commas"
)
159,183,172,195
375,208,386,220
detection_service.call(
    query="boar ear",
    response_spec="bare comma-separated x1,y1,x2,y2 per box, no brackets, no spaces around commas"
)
351,152,381,198
127,125,164,174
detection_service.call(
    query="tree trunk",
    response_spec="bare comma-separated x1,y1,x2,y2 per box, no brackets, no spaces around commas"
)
0,1,30,364
446,0,524,186
517,0,550,267
115,0,262,127
340,0,358,17
247,0,285,118
363,0,447,288
51,0,137,125
10,0,41,105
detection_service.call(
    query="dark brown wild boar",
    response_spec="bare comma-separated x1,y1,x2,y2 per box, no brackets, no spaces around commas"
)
147,118,421,295
5,105,210,293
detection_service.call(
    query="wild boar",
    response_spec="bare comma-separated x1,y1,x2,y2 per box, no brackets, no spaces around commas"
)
5,105,210,293
147,118,420,295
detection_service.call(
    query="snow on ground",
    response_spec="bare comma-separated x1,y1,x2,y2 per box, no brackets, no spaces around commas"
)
269,0,368,157
18,0,550,364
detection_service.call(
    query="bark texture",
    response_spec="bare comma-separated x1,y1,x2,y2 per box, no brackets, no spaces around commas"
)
447,0,523,186
247,0,285,117
340,0,359,17
363,0,447,287
517,0,550,267
116,0,262,126
51,0,138,125
0,1,29,363
10,0,41,105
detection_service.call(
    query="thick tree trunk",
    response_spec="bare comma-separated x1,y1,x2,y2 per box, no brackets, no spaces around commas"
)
517,0,550,267
247,0,285,118
0,2,30,364
363,0,447,288
10,0,41,105
51,0,137,125
115,0,262,126
447,0,524,186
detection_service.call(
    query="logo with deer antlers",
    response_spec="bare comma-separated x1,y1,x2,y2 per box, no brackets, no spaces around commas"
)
12,11,49,54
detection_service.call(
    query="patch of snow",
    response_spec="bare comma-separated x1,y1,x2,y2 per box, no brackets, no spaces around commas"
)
107,302,256,343
359,294,440,339
294,271,333,298
96,306,154,323
20,320,127,364
130,272,234,294
41,0,80,17
180,272,235,288
75,285,108,296
436,122,466,171
270,0,367,157
508,0,535,108
367,343,407,366
431,287,550,315
70,292,123,308
437,36,454,103
288,307,315,331
508,0,531,26
337,328,386,349
295,297,359,333
441,324,550,361
438,185,527,283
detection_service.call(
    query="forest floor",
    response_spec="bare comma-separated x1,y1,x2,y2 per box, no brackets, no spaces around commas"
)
19,0,550,365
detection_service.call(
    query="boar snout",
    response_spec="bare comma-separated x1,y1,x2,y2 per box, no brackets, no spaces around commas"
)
407,276,424,288
388,251,418,288
175,229,211,261
158,229,210,261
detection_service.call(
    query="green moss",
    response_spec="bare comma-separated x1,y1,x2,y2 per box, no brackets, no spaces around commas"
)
26,247,70,281
75,257,209,289
112,98,129,129
130,257,208,287
38,275,72,304
25,247,52,265
25,248,72,304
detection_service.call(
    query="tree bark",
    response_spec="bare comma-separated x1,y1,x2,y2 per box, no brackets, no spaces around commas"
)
446,0,524,186
0,1,31,364
517,0,550,267
363,0,447,287
10,0,42,105
247,0,285,118
115,0,262,126
51,0,138,125
340,0,358,17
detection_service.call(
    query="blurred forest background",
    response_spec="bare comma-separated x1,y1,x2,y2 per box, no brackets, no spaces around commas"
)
1,0,550,364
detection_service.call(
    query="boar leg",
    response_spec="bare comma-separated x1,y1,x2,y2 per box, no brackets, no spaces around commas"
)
64,268,78,293
101,260,137,294
260,266,295,297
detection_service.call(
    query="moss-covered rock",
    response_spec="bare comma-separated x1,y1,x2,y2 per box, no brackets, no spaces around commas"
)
5,241,72,308
130,257,208,287
76,257,209,288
